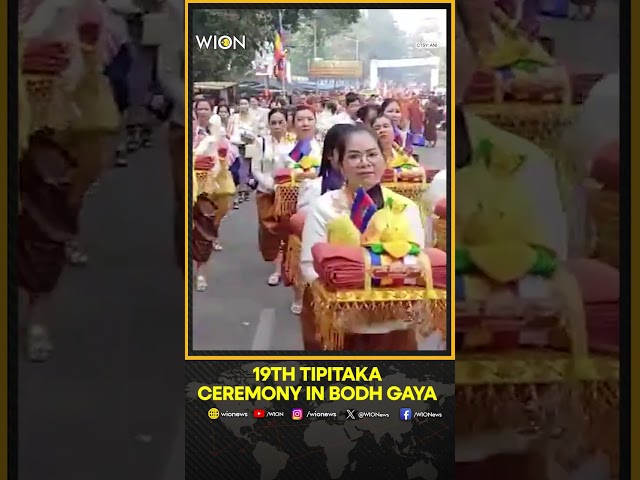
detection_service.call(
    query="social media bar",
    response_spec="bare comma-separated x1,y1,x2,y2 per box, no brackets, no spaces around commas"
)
206,407,442,421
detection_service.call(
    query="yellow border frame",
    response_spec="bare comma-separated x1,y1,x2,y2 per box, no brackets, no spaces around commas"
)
184,0,456,360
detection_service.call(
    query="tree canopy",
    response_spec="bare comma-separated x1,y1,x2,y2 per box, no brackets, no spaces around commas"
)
191,8,360,81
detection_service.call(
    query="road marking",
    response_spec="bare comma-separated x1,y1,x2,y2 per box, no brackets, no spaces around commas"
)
251,308,276,350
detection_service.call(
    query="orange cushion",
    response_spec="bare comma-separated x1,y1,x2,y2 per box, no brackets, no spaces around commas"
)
289,212,306,238
590,140,619,191
568,258,619,303
434,198,447,217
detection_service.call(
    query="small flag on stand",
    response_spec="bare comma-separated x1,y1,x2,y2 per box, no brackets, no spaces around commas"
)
289,139,312,162
350,187,378,233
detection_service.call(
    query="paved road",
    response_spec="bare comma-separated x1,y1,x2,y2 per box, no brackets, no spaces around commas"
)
18,128,185,480
192,132,449,352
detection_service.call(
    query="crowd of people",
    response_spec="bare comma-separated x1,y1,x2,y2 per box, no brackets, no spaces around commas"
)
190,89,449,351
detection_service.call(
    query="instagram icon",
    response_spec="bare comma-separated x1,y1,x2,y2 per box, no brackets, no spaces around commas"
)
291,408,304,421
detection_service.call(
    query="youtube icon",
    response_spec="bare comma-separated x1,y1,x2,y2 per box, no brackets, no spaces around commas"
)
253,409,266,419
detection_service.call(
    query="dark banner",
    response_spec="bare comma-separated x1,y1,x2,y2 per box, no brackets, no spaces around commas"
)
186,361,454,479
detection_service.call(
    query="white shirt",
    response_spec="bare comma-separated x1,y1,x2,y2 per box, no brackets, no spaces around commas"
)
230,113,259,145
251,135,295,193
333,112,356,125
316,110,337,132
425,170,447,211
300,188,425,334
296,177,322,214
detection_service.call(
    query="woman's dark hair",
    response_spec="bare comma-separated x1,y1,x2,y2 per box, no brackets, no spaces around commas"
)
323,100,337,115
194,99,213,111
293,104,315,120
267,107,287,122
217,102,230,113
334,124,385,207
356,105,378,126
380,98,400,114
319,124,357,194
345,92,359,107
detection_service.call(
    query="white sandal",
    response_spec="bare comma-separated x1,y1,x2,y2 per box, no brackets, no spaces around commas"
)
267,272,281,286
26,324,53,362
65,241,88,266
196,275,208,292
290,301,303,315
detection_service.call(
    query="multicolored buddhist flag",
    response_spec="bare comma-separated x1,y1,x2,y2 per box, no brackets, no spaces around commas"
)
272,11,287,81
289,139,312,162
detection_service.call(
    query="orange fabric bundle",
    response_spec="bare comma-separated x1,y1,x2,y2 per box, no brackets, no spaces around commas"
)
311,243,447,290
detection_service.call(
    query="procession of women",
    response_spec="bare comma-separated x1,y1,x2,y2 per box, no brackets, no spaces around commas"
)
16,0,620,475
190,91,449,352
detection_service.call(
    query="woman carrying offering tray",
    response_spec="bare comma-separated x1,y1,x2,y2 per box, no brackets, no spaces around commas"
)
299,125,446,351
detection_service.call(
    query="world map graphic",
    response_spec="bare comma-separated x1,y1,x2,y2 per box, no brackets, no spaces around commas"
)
185,361,455,480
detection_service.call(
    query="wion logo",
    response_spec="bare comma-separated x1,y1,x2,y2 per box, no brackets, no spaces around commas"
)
195,35,246,50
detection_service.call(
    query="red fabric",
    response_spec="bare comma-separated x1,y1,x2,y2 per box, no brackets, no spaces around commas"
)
274,168,293,184
568,258,619,303
194,156,215,171
312,244,364,289
22,41,69,75
289,212,306,238
311,244,446,290
434,199,447,217
425,248,447,288
590,140,619,191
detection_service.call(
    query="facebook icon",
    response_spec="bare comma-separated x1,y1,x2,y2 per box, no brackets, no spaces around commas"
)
399,408,412,421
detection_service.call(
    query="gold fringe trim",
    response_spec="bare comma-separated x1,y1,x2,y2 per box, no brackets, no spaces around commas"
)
274,184,299,217
456,369,619,476
284,234,303,287
382,182,429,203
310,281,447,350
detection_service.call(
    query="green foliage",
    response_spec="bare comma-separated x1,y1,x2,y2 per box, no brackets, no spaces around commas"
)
192,8,360,81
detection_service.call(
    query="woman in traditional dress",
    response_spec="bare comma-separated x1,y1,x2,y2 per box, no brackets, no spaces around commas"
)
371,114,421,171
229,96,260,204
192,134,221,292
299,125,426,350
286,104,321,314
252,108,296,286
194,99,214,137
296,123,355,214
380,98,411,154
18,0,99,360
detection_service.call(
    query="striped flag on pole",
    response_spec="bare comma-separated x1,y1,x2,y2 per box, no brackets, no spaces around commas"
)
272,10,286,80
